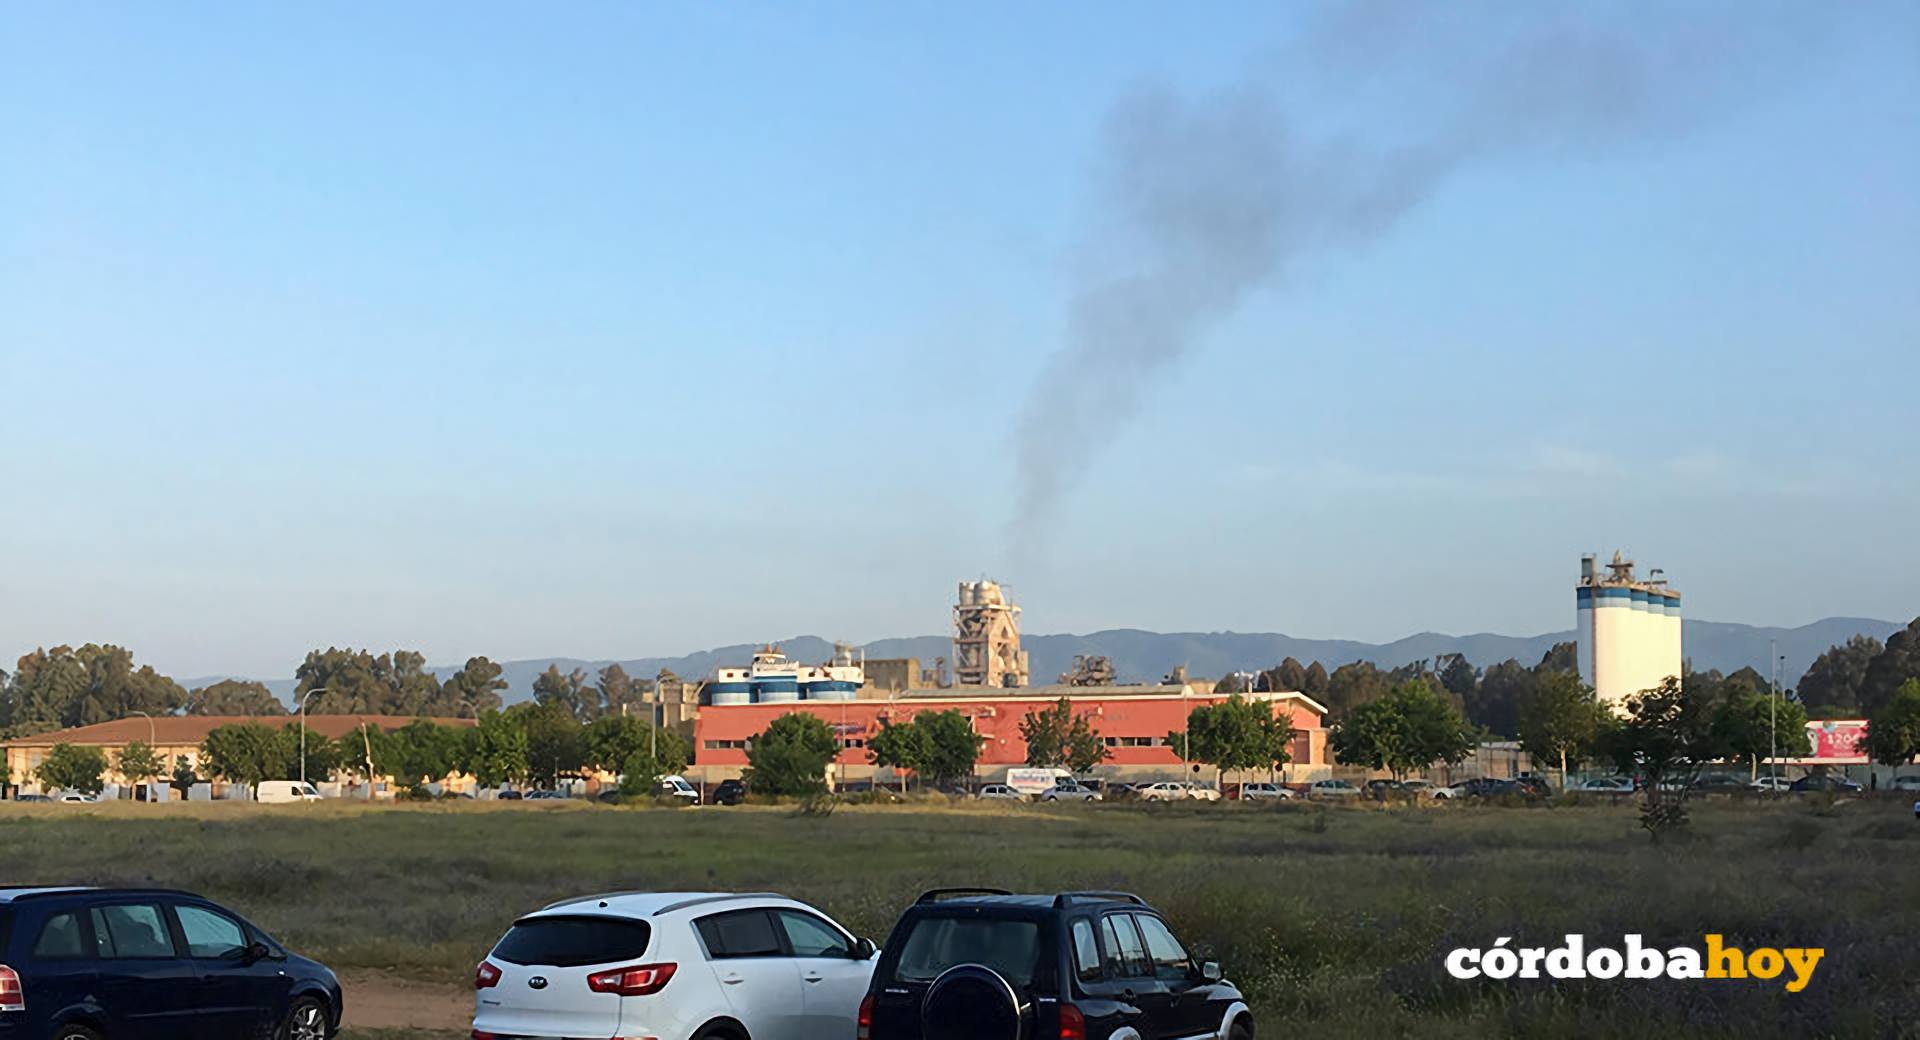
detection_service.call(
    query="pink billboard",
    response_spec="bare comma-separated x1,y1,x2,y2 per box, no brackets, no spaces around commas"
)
1794,720,1869,764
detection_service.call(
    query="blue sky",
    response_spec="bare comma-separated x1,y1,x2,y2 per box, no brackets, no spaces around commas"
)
3,2,1916,678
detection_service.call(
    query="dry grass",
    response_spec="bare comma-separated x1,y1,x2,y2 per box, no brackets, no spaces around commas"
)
5,796,1917,1038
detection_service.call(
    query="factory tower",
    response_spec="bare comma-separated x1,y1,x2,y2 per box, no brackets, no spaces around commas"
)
953,580,1030,688
1576,551,1683,710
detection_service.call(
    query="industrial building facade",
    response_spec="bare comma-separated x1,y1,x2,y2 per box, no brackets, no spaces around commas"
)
689,686,1329,784
1576,551,1683,709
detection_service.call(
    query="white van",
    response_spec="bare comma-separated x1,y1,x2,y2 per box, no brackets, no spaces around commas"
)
256,780,322,803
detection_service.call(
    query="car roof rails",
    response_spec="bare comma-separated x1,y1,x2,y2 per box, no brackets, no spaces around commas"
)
915,887,1014,904
1053,891,1147,908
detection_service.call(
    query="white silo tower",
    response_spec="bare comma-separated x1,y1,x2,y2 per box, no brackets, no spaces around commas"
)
1576,551,1683,710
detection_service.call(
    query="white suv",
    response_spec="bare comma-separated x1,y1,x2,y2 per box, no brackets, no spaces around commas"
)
473,891,876,1040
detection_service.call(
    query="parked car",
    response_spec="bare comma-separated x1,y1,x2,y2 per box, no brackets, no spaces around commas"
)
495,790,524,801
1306,779,1361,800
256,780,322,804
1511,776,1553,798
1432,778,1515,800
975,784,1026,801
861,888,1252,1040
524,790,567,801
655,775,701,805
11,794,51,803
1789,774,1864,793
1748,775,1794,793
1886,775,1920,793
1238,782,1295,801
1573,776,1636,796
711,778,749,806
1398,779,1437,797
0,885,342,1040
1364,779,1402,799
54,793,99,804
1039,781,1102,802
1185,782,1223,802
474,891,875,1040
1691,772,1749,792
1134,782,1187,802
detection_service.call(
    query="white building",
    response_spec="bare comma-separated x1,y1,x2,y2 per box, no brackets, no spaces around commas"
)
1576,551,1682,710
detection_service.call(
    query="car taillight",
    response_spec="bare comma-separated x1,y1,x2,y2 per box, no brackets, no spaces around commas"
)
470,1032,498,1040
0,964,22,1012
857,994,874,1040
586,962,676,996
1057,1002,1086,1040
474,960,502,989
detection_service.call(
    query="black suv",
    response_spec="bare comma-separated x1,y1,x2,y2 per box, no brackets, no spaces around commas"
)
860,888,1251,1040
0,886,342,1040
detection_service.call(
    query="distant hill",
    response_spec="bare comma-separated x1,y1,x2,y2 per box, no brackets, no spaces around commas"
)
184,616,1906,706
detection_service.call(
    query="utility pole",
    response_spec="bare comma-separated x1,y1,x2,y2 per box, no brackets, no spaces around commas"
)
298,689,322,790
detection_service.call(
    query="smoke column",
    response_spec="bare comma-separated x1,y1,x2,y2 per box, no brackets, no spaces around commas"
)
1011,3,1826,535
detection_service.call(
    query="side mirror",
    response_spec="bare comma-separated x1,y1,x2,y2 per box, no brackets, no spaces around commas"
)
241,942,272,964
1201,960,1222,982
853,937,877,960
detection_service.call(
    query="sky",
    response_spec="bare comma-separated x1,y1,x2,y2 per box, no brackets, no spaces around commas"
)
2,2,1916,680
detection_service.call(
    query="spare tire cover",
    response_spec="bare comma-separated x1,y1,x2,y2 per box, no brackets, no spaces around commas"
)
922,963,1024,1040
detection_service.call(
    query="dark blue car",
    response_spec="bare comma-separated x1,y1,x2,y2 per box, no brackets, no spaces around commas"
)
0,886,341,1040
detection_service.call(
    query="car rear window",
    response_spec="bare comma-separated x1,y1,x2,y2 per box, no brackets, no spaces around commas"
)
34,912,87,959
892,915,1042,986
492,915,652,968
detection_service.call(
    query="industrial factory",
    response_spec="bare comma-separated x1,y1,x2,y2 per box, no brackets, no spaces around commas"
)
687,579,1331,784
1576,551,1684,709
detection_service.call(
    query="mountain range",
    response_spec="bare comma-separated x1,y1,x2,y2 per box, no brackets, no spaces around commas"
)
185,616,1907,705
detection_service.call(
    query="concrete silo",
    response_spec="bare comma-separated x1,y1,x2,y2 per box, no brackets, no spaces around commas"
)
1576,551,1683,711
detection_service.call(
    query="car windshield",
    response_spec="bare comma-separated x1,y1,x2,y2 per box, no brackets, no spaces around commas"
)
892,915,1042,986
492,915,652,967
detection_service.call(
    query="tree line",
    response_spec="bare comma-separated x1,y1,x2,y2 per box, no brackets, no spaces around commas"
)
29,704,690,800
1,643,689,741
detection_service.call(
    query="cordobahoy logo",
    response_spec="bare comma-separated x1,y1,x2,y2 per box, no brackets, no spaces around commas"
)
1446,935,1823,993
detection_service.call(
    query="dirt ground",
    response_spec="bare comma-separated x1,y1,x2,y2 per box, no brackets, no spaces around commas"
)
340,972,471,1031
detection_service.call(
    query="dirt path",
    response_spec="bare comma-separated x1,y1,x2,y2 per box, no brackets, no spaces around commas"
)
340,972,471,1031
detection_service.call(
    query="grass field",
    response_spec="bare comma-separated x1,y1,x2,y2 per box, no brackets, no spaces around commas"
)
4,796,1917,1039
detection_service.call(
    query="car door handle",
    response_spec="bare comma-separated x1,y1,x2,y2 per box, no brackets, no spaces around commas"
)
721,973,746,985
802,972,824,983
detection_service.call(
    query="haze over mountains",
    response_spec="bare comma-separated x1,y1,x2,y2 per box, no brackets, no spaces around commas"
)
188,617,1907,706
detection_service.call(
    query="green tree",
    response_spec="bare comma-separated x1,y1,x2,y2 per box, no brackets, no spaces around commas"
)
1517,671,1608,782
2,645,185,734
617,749,672,798
582,714,688,776
36,743,109,795
1330,680,1474,782
1301,661,1330,697
168,755,198,799
1438,654,1479,700
533,665,602,723
595,664,641,719
1019,697,1109,773
375,719,463,789
917,710,986,786
1535,641,1579,674
743,712,837,796
441,657,508,716
295,647,449,717
1796,635,1881,714
1711,685,1811,779
867,719,932,784
184,679,287,715
199,723,286,795
1861,618,1920,716
116,740,164,790
1176,696,1275,785
1468,659,1534,739
1322,661,1391,723
1864,679,1920,772
1600,677,1728,842
460,710,531,788
514,702,585,788
1262,708,1298,780
277,723,343,783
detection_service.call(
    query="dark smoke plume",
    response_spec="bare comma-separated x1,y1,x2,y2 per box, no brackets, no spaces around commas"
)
1012,3,1828,533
